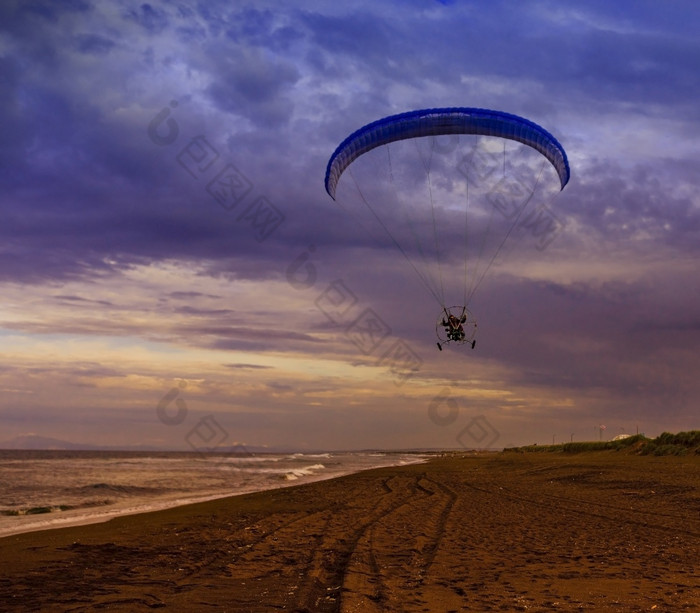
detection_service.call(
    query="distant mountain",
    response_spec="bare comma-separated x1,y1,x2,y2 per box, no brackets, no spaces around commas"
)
0,435,311,453
0,435,93,450
0,435,160,451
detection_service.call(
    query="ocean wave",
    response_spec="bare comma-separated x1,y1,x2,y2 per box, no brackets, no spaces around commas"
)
1,498,113,517
220,456,283,463
283,463,326,481
78,483,162,495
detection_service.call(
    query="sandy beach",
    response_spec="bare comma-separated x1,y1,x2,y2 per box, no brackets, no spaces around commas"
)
0,450,698,612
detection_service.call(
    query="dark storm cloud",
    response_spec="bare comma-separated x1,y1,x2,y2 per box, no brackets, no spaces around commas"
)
209,329,322,353
73,33,117,55
224,363,273,370
299,10,404,75
172,305,237,317
168,291,222,300
554,158,700,261
1,0,696,290
222,7,303,52
643,320,700,333
472,272,699,418
203,43,301,126
0,249,123,284
0,3,318,284
431,2,700,114
0,0,90,38
124,2,170,34
53,295,115,307
0,56,30,168
298,1,700,124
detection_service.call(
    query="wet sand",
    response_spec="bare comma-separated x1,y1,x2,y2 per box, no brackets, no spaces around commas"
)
0,451,698,612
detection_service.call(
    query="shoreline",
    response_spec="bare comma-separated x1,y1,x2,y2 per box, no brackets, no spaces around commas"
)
1,451,698,611
0,454,430,539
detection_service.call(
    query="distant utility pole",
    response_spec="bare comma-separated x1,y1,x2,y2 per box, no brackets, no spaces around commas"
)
570,433,574,442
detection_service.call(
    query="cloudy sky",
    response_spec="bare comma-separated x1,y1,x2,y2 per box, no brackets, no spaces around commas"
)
1,0,698,450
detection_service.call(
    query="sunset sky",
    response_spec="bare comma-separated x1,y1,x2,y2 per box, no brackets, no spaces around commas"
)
1,0,698,450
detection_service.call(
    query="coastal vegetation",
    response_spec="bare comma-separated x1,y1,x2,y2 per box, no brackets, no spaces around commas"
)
505,430,700,455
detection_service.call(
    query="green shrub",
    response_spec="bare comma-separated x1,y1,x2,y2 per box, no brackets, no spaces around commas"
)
652,444,688,456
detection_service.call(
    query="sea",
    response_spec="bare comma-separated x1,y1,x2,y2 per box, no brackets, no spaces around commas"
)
0,450,429,538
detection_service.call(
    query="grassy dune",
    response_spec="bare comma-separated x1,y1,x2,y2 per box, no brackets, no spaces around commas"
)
506,430,700,456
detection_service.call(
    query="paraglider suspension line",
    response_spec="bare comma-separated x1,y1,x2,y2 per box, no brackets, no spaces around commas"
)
465,160,547,305
347,169,446,307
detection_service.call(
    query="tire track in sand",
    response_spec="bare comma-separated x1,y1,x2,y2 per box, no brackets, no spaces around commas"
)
208,474,415,612
291,474,421,613
340,472,457,612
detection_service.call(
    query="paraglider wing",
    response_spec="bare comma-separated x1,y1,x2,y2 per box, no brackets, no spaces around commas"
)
324,107,570,199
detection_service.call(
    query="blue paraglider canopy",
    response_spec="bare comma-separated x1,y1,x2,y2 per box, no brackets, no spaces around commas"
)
325,107,569,200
